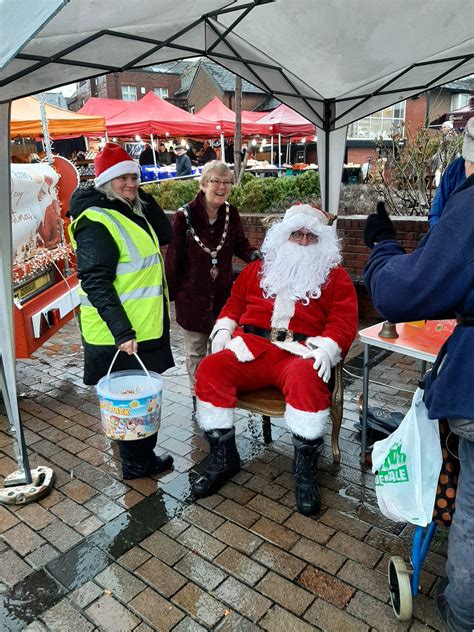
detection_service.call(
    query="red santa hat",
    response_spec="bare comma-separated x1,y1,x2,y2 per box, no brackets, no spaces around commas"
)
94,143,140,187
283,203,329,226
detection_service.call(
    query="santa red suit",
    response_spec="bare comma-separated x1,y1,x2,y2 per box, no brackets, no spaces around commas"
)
192,204,358,514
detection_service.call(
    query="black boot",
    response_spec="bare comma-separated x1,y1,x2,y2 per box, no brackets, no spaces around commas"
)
193,428,240,497
119,435,173,480
192,396,197,414
293,435,323,516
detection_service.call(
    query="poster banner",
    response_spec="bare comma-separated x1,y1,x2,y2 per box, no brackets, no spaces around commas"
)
11,163,61,265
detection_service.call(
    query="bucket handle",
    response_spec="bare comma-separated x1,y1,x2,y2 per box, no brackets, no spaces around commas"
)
107,350,159,396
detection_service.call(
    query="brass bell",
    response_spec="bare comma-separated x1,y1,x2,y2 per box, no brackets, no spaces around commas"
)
378,321,399,339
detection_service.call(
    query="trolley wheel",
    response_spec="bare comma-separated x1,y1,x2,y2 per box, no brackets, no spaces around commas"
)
388,556,413,621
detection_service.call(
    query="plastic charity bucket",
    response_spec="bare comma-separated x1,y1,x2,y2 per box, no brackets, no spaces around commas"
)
96,351,163,441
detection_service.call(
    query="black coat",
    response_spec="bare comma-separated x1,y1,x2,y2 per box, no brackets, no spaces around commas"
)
69,187,174,385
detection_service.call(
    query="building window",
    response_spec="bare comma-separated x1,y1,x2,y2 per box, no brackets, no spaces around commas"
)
154,87,169,99
121,85,137,101
451,93,470,111
348,101,406,140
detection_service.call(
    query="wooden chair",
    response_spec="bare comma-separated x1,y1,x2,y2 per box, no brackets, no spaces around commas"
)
236,360,345,463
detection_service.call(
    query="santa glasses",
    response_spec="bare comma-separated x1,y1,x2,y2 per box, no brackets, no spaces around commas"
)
290,230,318,243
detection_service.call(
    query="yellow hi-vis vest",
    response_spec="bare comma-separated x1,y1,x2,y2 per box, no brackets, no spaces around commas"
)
68,206,168,345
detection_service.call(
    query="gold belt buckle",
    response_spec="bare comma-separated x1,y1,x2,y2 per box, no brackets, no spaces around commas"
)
270,327,294,342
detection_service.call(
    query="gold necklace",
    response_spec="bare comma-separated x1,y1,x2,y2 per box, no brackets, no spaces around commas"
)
182,202,230,280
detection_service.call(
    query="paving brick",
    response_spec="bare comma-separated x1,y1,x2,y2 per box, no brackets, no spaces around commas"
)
257,570,314,615
15,504,54,531
172,581,228,627
346,590,410,632
177,525,227,560
320,508,372,539
173,617,207,632
244,475,287,500
129,586,184,630
137,556,187,598
328,531,382,567
61,479,98,504
40,598,94,631
140,530,187,565
337,558,389,602
412,592,446,630
26,543,59,569
297,565,355,607
50,498,92,526
75,515,103,536
246,494,293,524
291,537,346,574
69,581,104,608
215,547,267,586
196,493,224,510
96,562,146,602
304,598,369,632
174,551,227,590
219,481,256,505
182,503,226,533
214,498,260,528
252,541,306,580
214,576,272,623
118,545,152,571
283,512,335,544
40,519,82,552
375,553,437,596
213,520,263,555
2,522,45,555
116,489,144,509
259,605,317,631
84,494,124,522
0,507,19,533
251,516,300,549
87,594,140,631
38,489,65,510
0,549,33,586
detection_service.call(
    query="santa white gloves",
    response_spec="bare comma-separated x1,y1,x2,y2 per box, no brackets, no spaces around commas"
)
211,329,232,354
303,347,331,383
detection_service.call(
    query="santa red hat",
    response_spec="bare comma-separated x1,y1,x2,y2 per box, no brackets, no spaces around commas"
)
94,143,140,187
283,203,329,226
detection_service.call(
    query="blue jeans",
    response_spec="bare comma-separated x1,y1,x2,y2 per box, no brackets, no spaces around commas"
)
445,437,474,627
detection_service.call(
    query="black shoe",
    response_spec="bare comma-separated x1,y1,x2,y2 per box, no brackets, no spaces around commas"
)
193,428,240,498
192,395,197,414
123,453,174,480
293,435,323,516
436,580,474,632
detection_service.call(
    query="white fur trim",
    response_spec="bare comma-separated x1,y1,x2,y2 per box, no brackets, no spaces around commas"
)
306,336,341,367
284,205,328,225
272,340,308,356
225,336,254,362
271,291,296,328
285,404,329,440
210,317,237,339
196,398,234,430
94,160,140,187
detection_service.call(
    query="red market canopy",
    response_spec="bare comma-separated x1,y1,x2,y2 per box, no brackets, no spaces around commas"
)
196,97,273,136
78,97,132,121
105,91,213,138
257,103,316,137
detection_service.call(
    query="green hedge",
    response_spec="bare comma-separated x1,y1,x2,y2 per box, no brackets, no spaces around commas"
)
142,170,320,214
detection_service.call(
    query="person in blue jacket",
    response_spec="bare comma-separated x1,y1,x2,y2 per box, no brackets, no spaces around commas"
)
363,171,474,630
428,117,474,227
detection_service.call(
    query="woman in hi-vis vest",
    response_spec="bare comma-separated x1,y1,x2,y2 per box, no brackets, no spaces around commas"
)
68,143,174,479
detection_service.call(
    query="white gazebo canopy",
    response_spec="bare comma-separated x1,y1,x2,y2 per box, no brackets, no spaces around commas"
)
1,0,473,477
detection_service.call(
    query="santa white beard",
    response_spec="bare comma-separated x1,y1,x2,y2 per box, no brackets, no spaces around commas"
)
260,221,341,302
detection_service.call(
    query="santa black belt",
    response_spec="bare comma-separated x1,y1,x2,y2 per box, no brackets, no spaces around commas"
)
242,324,308,343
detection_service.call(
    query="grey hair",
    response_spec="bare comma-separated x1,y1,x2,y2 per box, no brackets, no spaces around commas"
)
97,180,144,215
199,160,233,186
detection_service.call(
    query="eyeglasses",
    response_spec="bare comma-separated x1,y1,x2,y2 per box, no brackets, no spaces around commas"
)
208,179,233,188
290,231,318,242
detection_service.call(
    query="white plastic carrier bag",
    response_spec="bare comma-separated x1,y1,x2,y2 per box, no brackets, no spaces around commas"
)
371,388,442,527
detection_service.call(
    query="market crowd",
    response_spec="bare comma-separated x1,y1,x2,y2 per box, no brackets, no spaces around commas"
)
68,119,474,630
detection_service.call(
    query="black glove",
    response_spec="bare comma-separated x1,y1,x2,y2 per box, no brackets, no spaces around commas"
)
250,250,263,261
364,201,396,249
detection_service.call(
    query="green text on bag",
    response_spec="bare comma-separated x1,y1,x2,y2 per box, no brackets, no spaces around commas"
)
375,442,409,486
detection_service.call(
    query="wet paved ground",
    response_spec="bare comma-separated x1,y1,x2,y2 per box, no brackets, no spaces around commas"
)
0,314,448,631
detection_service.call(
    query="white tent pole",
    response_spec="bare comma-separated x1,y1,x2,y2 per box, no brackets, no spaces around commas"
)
0,102,32,485
278,133,282,168
270,135,273,165
220,132,225,164
150,133,158,172
317,124,347,217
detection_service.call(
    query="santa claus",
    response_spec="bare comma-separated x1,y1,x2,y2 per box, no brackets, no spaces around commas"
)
194,204,358,515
